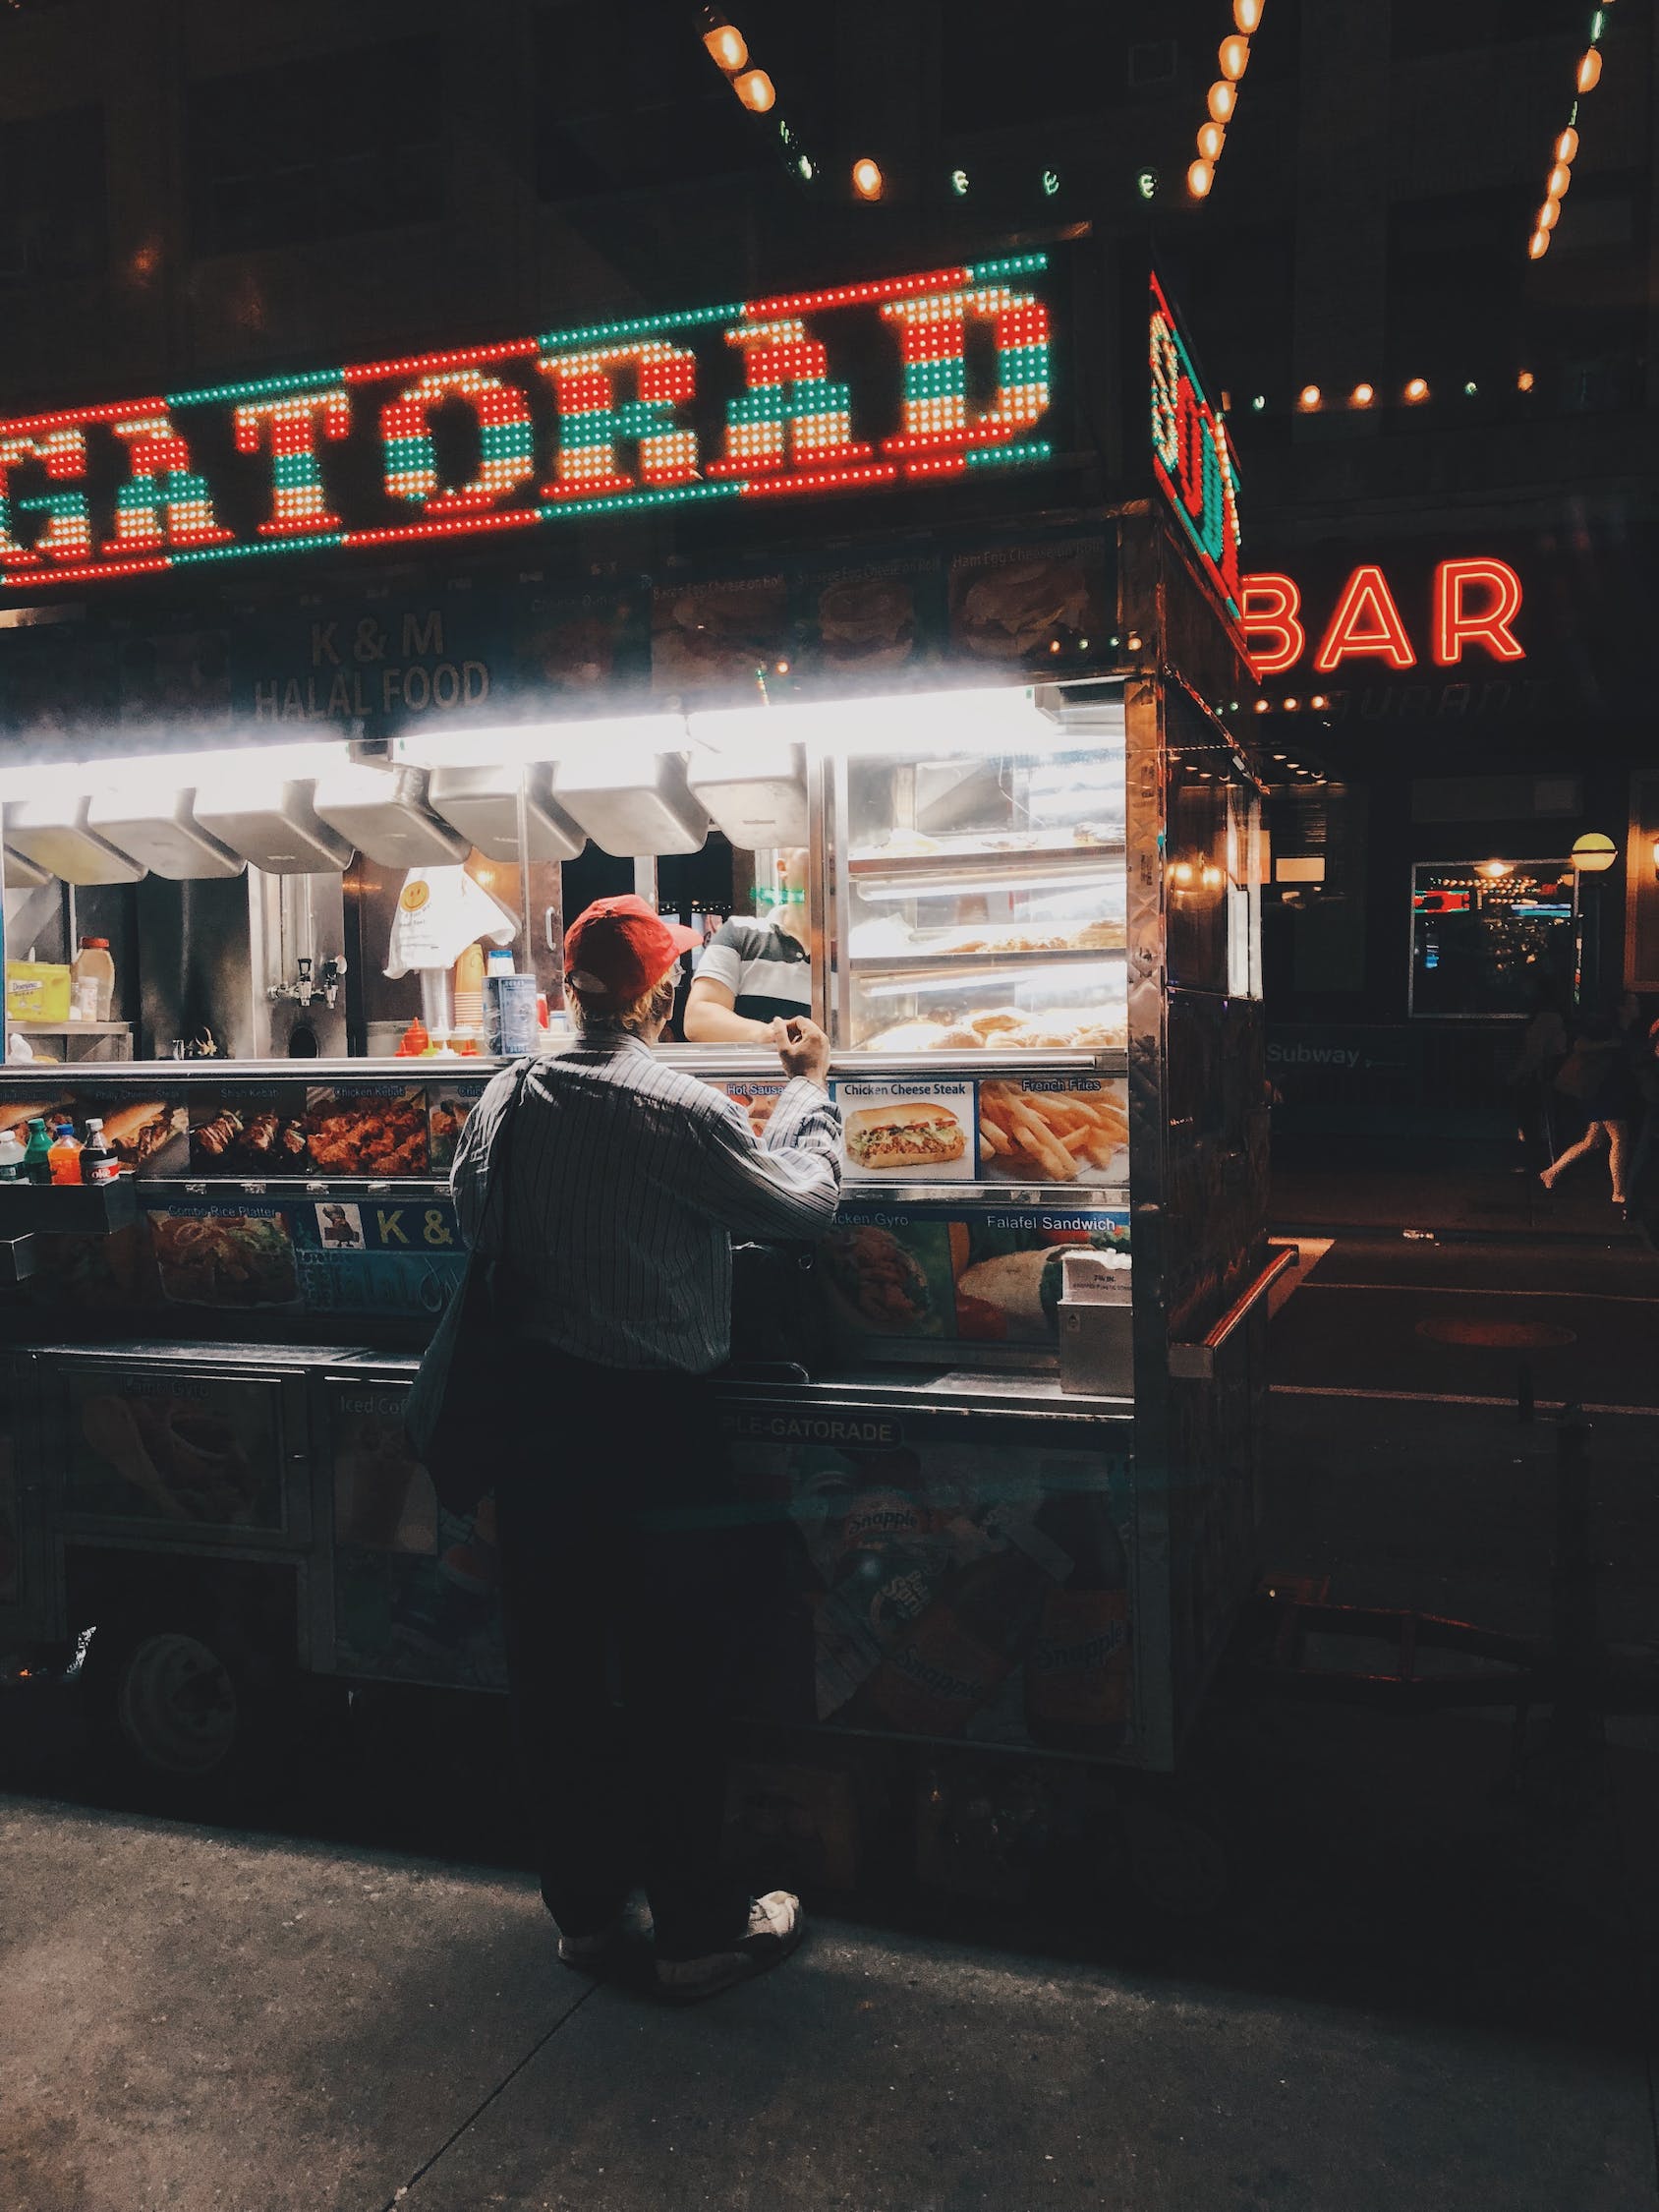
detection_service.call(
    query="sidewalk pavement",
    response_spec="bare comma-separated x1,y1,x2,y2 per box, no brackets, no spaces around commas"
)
1271,1148,1649,1244
2,1791,1653,2212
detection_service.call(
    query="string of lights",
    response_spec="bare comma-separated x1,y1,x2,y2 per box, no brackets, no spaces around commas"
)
1187,0,1262,201
1239,369,1551,417
1527,2,1616,261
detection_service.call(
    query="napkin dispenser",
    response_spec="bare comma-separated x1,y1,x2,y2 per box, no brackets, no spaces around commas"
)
1057,1249,1132,1397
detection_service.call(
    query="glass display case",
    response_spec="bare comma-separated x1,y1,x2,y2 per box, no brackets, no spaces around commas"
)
830,696,1128,1054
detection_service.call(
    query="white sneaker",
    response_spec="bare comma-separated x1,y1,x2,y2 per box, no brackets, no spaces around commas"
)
655,1892,805,2003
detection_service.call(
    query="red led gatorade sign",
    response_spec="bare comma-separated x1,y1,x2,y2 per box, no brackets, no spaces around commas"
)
1241,559,1524,676
0,255,1057,597
1149,269,1243,630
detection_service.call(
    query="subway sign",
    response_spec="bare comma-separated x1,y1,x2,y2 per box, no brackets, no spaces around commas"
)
1241,559,1524,675
0,254,1057,597
1149,268,1243,631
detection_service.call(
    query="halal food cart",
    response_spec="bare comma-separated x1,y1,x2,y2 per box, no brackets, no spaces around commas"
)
0,237,1273,1836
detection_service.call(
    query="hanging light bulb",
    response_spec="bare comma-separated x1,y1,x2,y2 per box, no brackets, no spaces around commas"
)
1233,0,1264,29
1536,199,1559,231
1297,384,1321,411
1516,369,1536,391
1527,228,1551,261
1351,381,1374,407
1219,33,1250,78
1576,46,1602,92
1198,120,1227,160
699,13,748,72
851,155,885,200
1555,126,1580,164
1187,156,1216,198
1404,376,1429,402
1547,161,1572,199
1208,79,1237,122
734,68,774,111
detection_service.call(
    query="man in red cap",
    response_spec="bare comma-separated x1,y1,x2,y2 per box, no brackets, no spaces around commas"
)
452,894,840,2001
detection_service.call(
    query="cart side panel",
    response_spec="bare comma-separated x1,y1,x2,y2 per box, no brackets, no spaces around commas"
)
0,1353,60,1644
721,1395,1143,1763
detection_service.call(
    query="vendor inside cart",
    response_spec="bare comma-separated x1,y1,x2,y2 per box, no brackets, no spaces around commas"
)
682,846,813,1045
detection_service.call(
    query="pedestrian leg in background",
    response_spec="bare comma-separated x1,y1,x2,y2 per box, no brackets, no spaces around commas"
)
1605,1118,1630,1206
1539,1120,1608,1193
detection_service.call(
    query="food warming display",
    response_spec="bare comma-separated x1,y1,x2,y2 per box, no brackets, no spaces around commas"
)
832,703,1127,1055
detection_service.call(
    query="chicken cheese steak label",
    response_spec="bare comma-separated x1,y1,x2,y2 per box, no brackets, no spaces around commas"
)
833,1080,975,1184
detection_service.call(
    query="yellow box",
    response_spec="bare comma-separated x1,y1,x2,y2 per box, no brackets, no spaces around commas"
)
6,961,73,1023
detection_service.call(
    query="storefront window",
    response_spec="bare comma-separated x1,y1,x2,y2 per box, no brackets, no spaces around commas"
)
1408,858,1575,1018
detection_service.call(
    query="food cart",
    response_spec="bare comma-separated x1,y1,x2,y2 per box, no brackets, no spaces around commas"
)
0,237,1272,1835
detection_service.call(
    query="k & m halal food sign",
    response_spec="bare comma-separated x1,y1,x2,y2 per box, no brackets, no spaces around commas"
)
0,255,1056,598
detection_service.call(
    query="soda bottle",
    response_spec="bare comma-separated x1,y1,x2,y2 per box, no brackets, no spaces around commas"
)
1024,1483,1132,1753
23,1118,54,1186
81,1119,120,1188
863,1534,1058,1739
48,1123,84,1185
0,1128,25,1182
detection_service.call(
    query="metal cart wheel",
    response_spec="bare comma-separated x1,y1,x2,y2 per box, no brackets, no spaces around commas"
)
83,1610,289,1802
112,1629,242,1779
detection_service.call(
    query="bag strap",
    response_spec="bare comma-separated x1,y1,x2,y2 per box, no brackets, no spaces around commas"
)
478,1058,534,1254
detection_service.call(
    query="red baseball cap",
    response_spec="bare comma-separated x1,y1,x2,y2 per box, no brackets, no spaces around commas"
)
562,895,701,1012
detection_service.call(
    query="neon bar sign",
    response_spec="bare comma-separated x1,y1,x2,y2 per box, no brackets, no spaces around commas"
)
0,255,1054,597
1241,560,1524,675
1149,268,1242,627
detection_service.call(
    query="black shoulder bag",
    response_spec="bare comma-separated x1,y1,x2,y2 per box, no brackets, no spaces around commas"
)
404,1060,531,1516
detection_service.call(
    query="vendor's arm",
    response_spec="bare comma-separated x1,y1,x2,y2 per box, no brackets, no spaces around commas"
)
682,974,780,1045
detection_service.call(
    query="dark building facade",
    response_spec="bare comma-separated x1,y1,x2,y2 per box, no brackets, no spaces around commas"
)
2,0,1655,1117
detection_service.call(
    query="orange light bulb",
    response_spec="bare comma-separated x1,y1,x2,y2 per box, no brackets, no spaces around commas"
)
1576,47,1602,93
1208,80,1236,123
1547,162,1572,200
1297,383,1321,411
1198,120,1227,160
1404,377,1429,402
734,68,774,111
1516,369,1536,392
1351,381,1374,407
1555,127,1579,164
1233,0,1264,28
702,20,748,71
851,155,884,200
1219,33,1250,79
1527,229,1551,261
1187,156,1215,199
1536,199,1559,231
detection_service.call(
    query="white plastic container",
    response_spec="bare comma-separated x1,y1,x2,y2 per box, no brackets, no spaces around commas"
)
427,762,586,864
685,737,809,847
312,764,470,868
86,788,245,881
550,750,708,858
5,796,146,885
194,776,355,874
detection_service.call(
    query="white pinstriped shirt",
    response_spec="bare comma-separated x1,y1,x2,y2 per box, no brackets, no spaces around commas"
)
451,1033,842,1372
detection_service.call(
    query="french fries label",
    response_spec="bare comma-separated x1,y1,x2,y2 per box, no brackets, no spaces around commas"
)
975,1077,1128,1191
833,1079,976,1184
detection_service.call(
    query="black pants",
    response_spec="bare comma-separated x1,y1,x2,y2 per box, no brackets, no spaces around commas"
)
491,1351,752,1959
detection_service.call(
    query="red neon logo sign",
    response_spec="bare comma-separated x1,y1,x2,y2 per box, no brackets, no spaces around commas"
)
1148,270,1243,625
1241,558,1524,676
